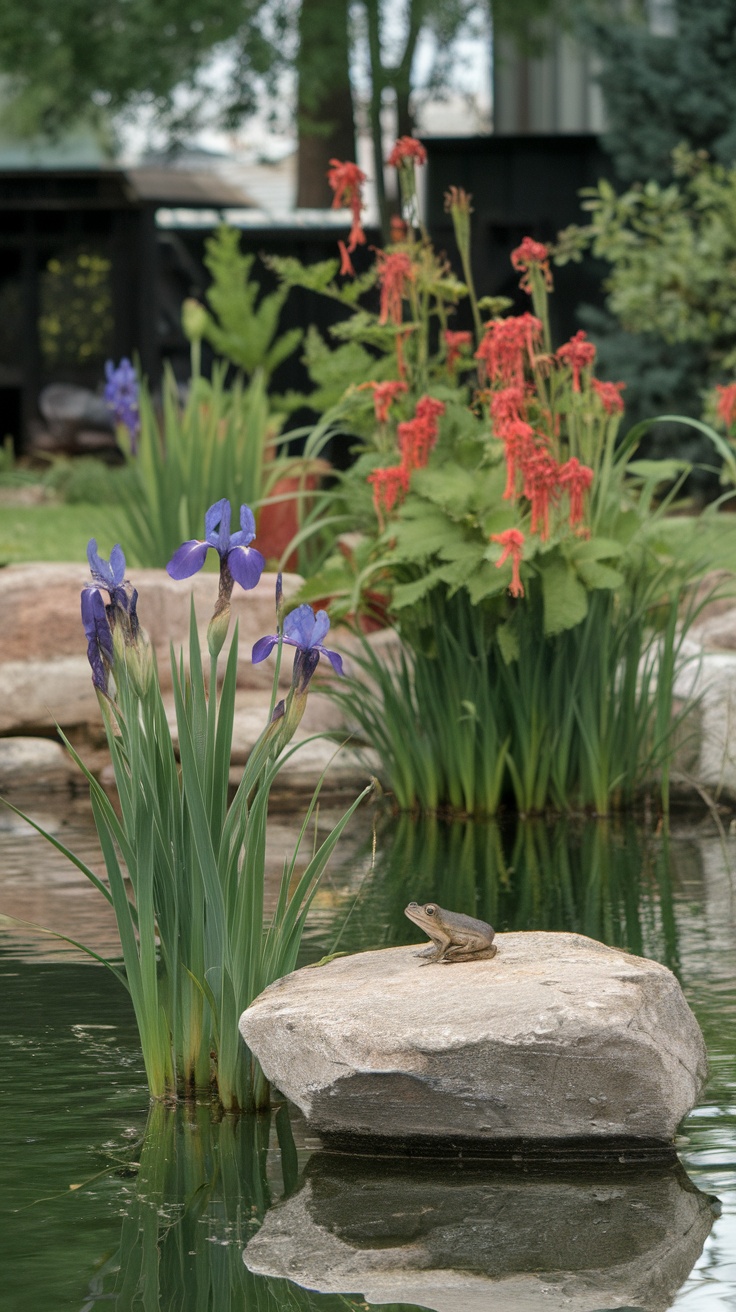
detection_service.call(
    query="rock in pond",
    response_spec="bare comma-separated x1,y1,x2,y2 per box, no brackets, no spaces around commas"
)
239,932,707,1150
243,1153,717,1312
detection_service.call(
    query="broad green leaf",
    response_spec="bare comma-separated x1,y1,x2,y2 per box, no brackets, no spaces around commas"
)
392,568,448,609
541,557,589,635
569,537,624,562
576,560,625,591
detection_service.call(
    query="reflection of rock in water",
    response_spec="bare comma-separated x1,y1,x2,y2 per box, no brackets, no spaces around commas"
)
243,1155,717,1312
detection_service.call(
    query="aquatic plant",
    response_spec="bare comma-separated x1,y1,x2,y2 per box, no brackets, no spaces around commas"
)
7,507,369,1110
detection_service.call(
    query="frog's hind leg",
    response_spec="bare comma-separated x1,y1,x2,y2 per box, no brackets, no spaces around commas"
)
441,942,498,963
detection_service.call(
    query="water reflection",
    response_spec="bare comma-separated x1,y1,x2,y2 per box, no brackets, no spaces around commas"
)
337,814,685,974
76,1101,718,1312
244,1150,717,1312
80,1103,383,1311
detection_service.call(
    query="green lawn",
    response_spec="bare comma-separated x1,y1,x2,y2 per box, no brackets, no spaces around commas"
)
0,502,121,566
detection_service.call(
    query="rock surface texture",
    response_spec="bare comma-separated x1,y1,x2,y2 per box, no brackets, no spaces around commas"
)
243,1155,715,1312
240,933,707,1146
0,564,374,799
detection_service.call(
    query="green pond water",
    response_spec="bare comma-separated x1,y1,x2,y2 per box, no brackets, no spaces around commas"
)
1,802,735,1311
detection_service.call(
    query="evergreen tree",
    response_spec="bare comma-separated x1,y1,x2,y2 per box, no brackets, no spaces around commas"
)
583,0,736,181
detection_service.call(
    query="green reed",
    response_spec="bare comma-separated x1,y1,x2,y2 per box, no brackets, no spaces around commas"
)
114,364,290,568
332,578,703,817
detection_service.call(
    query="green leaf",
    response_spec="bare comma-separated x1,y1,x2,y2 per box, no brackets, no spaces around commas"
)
465,561,509,604
569,537,625,562
627,459,690,482
541,557,589,635
392,568,448,609
496,618,520,664
576,560,625,591
390,503,461,562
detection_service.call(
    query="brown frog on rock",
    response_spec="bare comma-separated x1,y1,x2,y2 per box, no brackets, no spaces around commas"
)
404,901,497,963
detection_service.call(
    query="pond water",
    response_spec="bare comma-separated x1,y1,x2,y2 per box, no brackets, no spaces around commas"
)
1,800,735,1311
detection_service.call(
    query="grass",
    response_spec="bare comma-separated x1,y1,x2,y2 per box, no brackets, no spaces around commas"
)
0,501,121,566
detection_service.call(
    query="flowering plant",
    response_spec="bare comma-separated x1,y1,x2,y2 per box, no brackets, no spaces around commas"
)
11,502,368,1110
268,141,714,815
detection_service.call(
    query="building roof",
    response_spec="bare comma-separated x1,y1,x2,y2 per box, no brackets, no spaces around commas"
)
125,165,255,207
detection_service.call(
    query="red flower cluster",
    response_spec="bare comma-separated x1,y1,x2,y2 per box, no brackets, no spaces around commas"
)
368,395,446,519
376,250,415,326
367,465,410,518
360,379,408,424
510,237,552,293
444,329,473,370
398,397,446,470
592,378,626,416
327,158,367,274
490,384,594,539
475,314,543,385
491,528,525,598
558,457,594,528
387,136,427,168
556,331,596,392
716,383,736,429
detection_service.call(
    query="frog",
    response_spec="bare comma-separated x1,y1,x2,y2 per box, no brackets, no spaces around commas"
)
404,901,498,964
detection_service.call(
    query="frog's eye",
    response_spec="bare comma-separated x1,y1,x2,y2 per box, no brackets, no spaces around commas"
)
424,904,436,915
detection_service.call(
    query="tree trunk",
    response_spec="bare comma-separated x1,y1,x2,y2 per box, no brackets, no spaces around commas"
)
296,0,356,208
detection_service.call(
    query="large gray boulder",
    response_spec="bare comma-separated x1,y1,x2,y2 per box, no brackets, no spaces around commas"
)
244,1154,716,1312
240,933,707,1147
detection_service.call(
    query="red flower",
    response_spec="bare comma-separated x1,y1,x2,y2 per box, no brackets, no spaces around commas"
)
414,395,446,428
337,240,354,277
522,450,560,541
591,378,626,416
491,528,525,598
716,383,736,429
475,314,543,385
398,396,446,471
387,137,427,168
360,379,408,424
556,331,596,392
511,237,552,293
444,329,473,370
497,417,536,501
558,457,594,528
490,384,528,427
368,464,409,518
376,250,415,325
327,158,367,252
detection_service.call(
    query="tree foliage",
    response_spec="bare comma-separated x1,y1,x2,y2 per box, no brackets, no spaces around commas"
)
581,0,736,182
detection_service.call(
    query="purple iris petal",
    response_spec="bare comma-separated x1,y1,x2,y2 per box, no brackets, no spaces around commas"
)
283,604,321,649
322,648,344,676
252,634,278,664
227,545,265,590
81,587,113,691
310,610,331,646
87,540,125,591
205,498,231,550
229,504,257,548
167,539,210,580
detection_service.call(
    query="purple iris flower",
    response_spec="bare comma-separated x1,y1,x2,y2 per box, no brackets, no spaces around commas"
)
166,499,265,591
104,358,140,449
81,539,139,690
252,604,344,689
